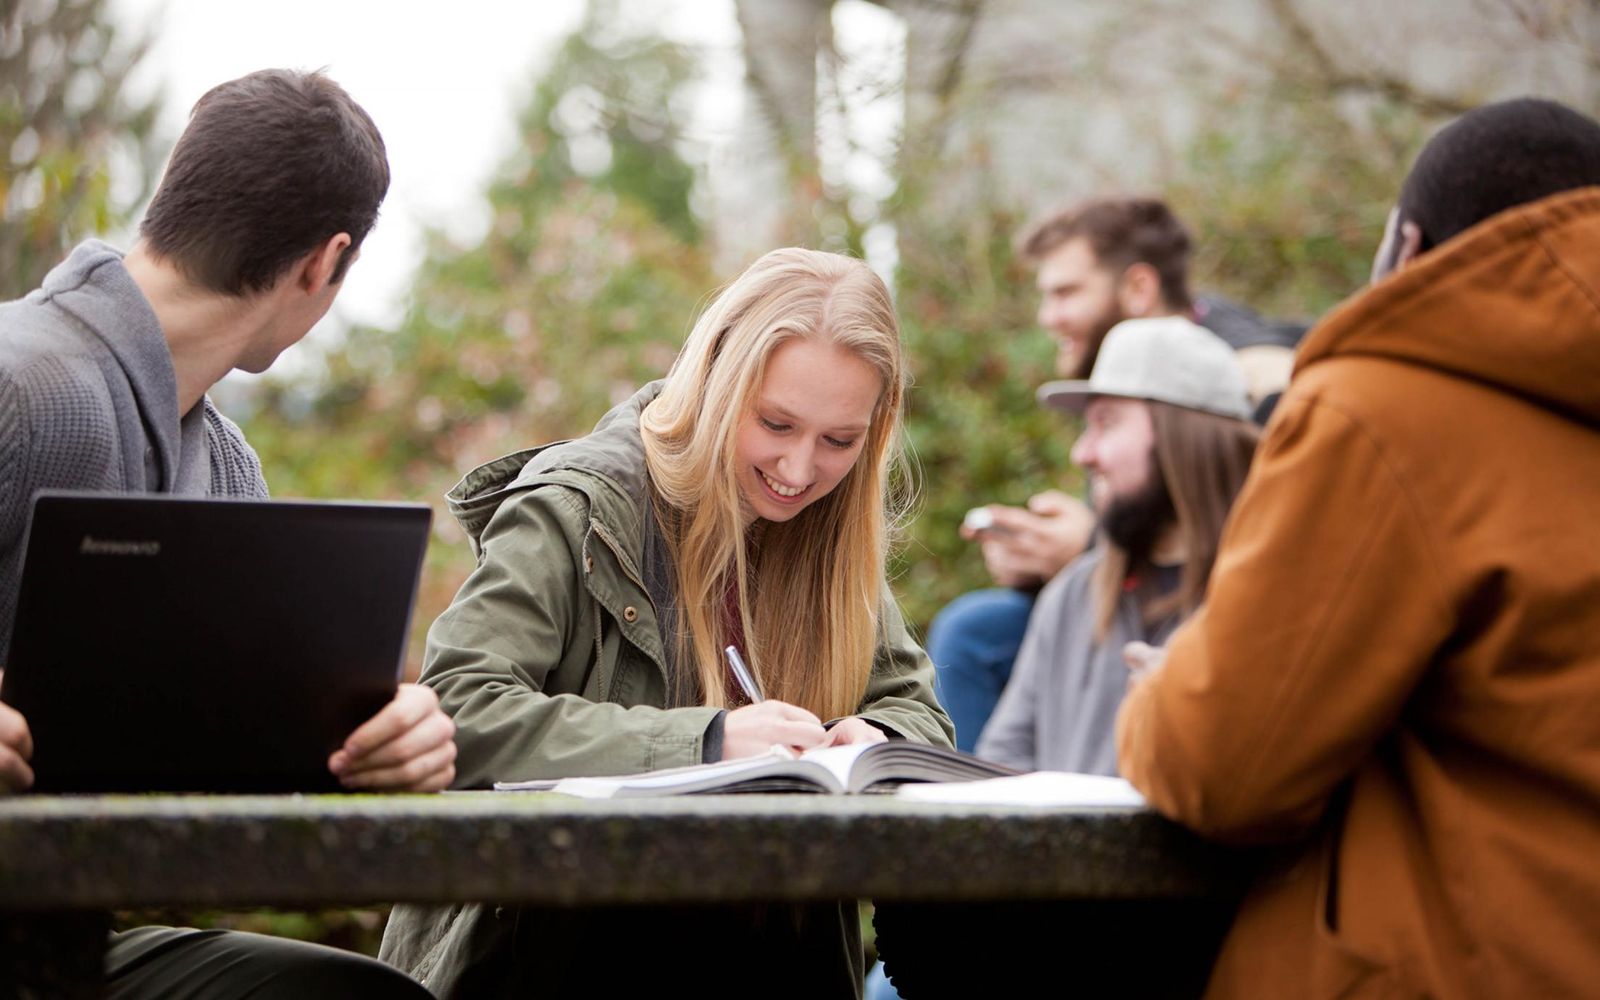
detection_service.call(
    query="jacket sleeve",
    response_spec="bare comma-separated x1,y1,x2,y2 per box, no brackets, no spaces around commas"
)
422,485,720,788
1116,394,1454,844
854,591,957,749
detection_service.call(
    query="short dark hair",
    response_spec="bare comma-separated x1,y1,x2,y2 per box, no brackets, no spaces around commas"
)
1019,197,1193,310
139,69,390,295
1399,97,1600,252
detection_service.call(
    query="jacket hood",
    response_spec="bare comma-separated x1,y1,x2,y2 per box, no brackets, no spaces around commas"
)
1296,186,1600,425
40,239,186,488
445,381,664,550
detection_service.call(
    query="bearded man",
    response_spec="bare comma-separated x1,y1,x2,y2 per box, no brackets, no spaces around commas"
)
975,315,1258,772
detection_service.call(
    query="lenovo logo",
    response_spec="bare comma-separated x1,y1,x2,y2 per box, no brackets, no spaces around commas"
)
79,536,161,557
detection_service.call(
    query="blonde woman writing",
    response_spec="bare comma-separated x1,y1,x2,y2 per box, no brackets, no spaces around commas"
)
381,248,953,998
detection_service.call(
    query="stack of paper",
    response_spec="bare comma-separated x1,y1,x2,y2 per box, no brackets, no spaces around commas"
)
894,771,1146,807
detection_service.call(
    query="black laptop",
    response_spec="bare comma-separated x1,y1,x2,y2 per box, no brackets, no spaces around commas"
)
1,492,431,793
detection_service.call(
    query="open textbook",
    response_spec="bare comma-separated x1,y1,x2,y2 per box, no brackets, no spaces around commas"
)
495,741,1021,798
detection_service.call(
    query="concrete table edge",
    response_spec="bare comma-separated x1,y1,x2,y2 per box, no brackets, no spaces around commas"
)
0,792,1253,910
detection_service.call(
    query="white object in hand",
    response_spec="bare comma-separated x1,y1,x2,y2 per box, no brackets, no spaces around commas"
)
962,507,996,533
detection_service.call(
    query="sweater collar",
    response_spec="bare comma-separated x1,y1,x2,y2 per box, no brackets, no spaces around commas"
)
42,240,185,489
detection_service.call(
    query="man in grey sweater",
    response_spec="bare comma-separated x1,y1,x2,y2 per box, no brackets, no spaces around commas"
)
0,70,449,997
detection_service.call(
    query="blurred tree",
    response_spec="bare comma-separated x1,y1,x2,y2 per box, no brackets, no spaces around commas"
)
882,0,1598,323
873,0,1082,630
248,0,1599,645
724,0,1059,630
889,202,1078,630
722,0,831,260
240,2,717,667
1167,91,1428,321
0,0,162,299
764,0,1587,624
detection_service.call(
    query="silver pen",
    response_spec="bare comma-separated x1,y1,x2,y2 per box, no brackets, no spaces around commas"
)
724,645,764,703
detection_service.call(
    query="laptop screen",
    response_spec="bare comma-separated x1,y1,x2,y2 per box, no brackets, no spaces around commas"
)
2,492,431,793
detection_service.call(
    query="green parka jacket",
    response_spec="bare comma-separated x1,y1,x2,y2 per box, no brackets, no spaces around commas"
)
380,383,953,998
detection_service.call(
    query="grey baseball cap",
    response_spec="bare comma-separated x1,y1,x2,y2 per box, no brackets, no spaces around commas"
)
1037,316,1253,421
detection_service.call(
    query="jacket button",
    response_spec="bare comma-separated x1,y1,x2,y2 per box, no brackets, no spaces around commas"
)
584,555,594,573
622,606,638,622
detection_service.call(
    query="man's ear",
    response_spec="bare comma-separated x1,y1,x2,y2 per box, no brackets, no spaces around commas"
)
1371,208,1423,283
1394,220,1424,270
1115,262,1162,317
299,233,354,294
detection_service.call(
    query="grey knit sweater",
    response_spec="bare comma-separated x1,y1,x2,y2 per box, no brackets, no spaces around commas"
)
976,549,1181,776
0,240,268,654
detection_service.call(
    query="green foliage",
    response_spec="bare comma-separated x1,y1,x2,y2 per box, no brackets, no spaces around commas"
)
241,12,716,669
1168,89,1432,320
890,201,1079,631
0,0,162,299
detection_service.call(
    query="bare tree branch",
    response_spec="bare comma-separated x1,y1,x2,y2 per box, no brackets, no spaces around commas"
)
1261,0,1476,116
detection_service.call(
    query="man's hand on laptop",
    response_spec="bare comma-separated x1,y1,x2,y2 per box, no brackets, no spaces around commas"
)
0,678,35,793
327,684,456,792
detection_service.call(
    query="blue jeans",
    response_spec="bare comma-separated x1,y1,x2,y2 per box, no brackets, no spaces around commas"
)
927,588,1036,753
864,959,900,1000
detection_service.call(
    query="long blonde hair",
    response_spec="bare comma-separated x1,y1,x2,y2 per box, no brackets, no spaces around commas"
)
640,248,907,720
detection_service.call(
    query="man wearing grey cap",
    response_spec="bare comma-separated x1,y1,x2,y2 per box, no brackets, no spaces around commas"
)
974,316,1258,774
870,316,1261,1000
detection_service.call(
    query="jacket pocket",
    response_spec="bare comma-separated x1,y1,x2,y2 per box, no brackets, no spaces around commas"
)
1310,835,1402,999
608,637,669,707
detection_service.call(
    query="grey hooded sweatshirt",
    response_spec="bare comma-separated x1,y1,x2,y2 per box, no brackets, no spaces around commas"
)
0,240,267,652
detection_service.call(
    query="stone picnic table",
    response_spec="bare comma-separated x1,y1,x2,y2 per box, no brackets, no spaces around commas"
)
0,791,1251,994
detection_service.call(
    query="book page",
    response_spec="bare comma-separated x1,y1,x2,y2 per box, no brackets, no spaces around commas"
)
496,746,800,796
793,743,877,788
894,771,1146,807
846,742,1019,790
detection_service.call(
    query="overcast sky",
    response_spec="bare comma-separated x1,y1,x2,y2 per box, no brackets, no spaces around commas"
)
103,0,902,392
108,0,745,335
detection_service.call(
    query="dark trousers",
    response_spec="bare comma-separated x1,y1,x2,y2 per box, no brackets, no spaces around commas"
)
425,901,864,999
105,926,430,1000
873,898,1236,999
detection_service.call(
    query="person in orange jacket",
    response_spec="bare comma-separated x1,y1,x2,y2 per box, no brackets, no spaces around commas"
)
1118,97,1600,998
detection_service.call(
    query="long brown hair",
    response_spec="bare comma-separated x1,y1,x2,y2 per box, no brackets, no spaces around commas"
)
1093,401,1259,639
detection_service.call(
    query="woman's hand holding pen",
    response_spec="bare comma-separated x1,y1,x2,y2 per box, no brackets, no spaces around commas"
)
722,701,827,760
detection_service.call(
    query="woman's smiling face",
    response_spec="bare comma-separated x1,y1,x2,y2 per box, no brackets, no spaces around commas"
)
733,337,882,525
